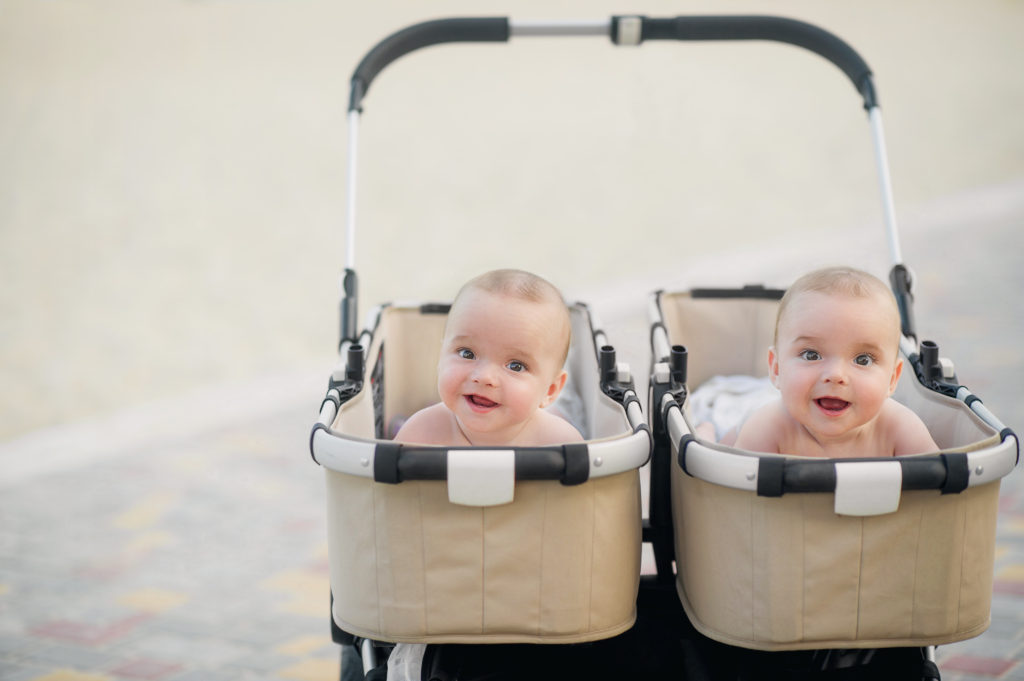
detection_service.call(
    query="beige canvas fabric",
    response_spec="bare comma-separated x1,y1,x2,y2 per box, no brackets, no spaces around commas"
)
326,305,642,643
672,466,998,650
661,290,1004,650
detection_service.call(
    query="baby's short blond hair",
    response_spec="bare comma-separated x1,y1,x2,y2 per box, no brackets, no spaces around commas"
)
775,266,901,348
453,269,572,365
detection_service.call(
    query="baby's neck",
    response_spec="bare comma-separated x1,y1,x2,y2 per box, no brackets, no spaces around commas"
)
795,422,891,458
452,416,531,449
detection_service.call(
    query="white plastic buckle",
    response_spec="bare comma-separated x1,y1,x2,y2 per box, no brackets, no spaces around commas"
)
834,461,903,516
447,449,516,507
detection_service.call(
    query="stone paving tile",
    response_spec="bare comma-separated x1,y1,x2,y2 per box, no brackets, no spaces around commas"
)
0,407,336,681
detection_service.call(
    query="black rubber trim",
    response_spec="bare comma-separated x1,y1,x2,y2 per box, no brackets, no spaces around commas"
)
1002,427,1020,465
613,15,877,108
677,434,696,475
309,423,328,464
779,459,836,492
373,442,402,484
965,394,983,408
661,398,681,432
397,448,448,480
751,455,973,496
900,456,955,491
633,422,652,441
350,18,511,111
689,285,786,300
620,392,642,414
939,453,970,495
756,456,786,497
339,268,359,345
514,448,571,480
419,303,451,314
320,393,340,412
889,264,916,341
562,443,590,485
649,320,668,362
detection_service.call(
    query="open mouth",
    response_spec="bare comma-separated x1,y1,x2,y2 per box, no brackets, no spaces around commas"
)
816,397,850,415
465,394,499,412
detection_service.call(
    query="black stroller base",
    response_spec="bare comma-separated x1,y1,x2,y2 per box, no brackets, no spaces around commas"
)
342,581,940,681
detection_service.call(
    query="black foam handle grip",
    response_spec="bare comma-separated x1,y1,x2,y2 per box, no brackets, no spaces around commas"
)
613,15,877,108
350,18,510,111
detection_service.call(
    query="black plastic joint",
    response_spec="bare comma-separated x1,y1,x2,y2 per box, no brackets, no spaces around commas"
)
373,442,402,484
561,443,590,486
649,321,668,362
1001,428,1020,465
756,457,786,497
939,453,970,495
677,434,696,475
889,264,916,340
309,423,329,464
661,398,681,433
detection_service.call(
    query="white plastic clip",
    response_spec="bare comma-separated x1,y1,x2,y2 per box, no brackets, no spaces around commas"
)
653,362,670,384
834,461,902,516
616,362,632,384
617,16,642,46
447,450,515,507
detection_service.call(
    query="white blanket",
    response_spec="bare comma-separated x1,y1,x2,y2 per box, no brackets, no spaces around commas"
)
688,375,778,441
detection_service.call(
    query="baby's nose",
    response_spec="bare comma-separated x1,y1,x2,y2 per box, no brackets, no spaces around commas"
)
823,360,848,383
471,362,498,385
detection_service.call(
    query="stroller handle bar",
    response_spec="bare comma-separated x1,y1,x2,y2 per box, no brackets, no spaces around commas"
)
348,16,876,113
341,14,907,343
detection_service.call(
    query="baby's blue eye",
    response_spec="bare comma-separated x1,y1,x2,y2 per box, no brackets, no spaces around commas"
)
799,349,821,361
457,348,475,360
507,360,526,373
854,353,875,366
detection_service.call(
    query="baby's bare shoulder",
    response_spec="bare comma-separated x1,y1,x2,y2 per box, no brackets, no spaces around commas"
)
534,410,584,445
733,399,786,453
393,403,457,445
881,399,938,455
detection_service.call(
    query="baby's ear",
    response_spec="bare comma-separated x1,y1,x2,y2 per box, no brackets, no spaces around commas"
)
889,357,904,395
767,347,780,387
542,370,568,407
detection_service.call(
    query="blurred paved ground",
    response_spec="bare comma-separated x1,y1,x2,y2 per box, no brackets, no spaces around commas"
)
1,185,1021,679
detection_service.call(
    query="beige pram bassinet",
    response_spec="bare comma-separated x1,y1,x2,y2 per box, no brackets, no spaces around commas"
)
647,286,1019,652
311,302,650,645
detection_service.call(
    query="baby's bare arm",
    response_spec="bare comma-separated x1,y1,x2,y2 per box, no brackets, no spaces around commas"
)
536,410,584,444
732,400,784,454
392,403,461,446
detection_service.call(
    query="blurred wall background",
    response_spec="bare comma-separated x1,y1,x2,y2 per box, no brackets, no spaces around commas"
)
2,0,1022,441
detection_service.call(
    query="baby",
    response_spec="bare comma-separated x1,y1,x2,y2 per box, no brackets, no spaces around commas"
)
394,268,583,447
733,266,937,458
387,269,582,681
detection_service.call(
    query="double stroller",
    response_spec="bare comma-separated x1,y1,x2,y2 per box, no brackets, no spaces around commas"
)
309,15,1019,680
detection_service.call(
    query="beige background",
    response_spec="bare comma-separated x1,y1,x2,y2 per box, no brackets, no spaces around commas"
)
2,0,1022,442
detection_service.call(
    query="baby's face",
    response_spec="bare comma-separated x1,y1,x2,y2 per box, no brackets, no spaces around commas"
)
437,289,567,444
770,290,902,443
